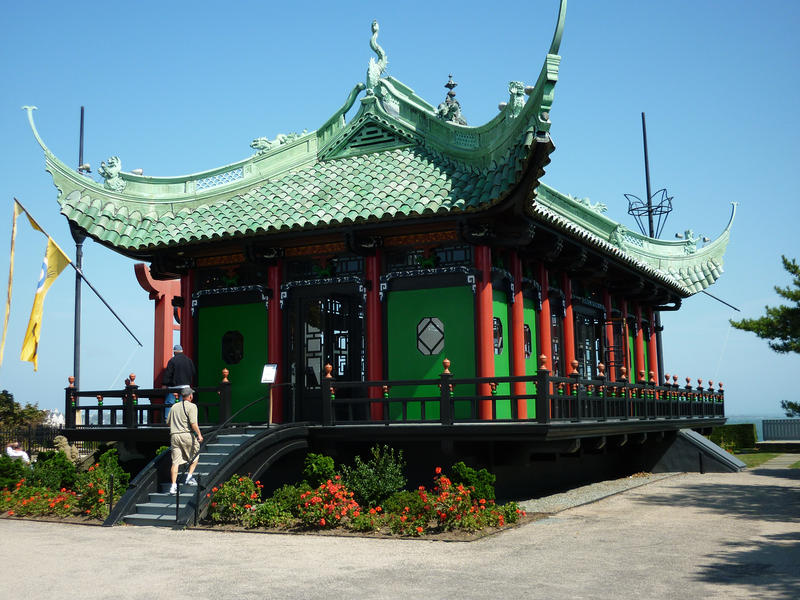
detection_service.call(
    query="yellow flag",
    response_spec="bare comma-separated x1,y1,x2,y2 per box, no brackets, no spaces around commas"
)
0,200,24,367
20,237,71,370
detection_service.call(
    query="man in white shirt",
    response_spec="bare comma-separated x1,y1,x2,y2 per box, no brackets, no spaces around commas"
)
5,441,30,464
166,386,204,495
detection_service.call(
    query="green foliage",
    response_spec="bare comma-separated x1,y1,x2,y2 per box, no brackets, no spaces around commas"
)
340,445,407,507
1,482,77,518
242,498,292,528
383,489,430,536
733,452,779,469
781,400,800,418
0,389,45,428
29,451,77,490
297,477,359,529
0,455,28,489
709,424,758,450
269,483,310,517
302,452,337,488
450,461,496,501
154,445,170,457
348,509,384,532
730,255,800,354
207,474,262,524
76,449,130,519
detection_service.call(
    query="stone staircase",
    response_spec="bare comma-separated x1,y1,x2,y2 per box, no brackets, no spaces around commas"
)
122,432,255,527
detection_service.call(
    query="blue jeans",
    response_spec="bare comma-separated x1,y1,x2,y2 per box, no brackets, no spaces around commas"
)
164,392,178,420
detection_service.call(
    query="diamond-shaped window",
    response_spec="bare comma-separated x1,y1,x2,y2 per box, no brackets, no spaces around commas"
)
417,317,444,356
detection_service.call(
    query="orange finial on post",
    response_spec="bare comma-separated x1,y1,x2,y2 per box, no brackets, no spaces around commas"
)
648,371,655,384
68,376,75,388
539,354,548,371
222,368,229,383
324,363,333,378
129,373,136,385
598,362,606,378
570,360,579,376
442,358,451,374
620,366,628,380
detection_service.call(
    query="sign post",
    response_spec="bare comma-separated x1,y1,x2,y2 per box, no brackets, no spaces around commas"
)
261,363,278,425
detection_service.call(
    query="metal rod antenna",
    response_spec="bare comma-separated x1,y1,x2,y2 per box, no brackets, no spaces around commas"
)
641,112,655,239
72,106,86,389
701,290,741,312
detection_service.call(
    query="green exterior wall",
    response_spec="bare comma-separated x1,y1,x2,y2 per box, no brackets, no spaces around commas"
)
197,302,269,423
627,329,635,383
386,286,475,420
523,297,538,418
492,289,512,419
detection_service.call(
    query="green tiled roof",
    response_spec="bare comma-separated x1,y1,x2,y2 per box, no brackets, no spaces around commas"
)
53,141,531,251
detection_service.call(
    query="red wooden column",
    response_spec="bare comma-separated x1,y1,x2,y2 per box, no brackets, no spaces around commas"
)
510,252,526,418
475,245,494,420
647,307,659,382
134,263,180,388
634,303,645,382
366,250,384,420
267,262,284,423
602,288,616,381
561,274,576,373
620,298,630,381
180,270,195,363
537,264,552,372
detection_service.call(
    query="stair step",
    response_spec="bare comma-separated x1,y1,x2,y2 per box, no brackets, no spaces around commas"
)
123,513,177,527
216,434,255,444
136,501,190,515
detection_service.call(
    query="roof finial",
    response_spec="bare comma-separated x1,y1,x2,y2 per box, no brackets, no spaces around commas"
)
366,20,388,95
436,74,467,126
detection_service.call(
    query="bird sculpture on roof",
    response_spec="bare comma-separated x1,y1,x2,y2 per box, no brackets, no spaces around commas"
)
366,20,388,95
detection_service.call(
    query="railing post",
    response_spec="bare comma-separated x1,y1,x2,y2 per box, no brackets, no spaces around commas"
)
570,360,581,421
124,373,138,429
218,368,232,423
65,376,77,429
535,354,550,424
598,362,607,421
321,363,334,426
439,358,453,425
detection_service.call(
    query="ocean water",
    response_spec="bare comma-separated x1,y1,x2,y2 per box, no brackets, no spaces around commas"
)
725,415,787,442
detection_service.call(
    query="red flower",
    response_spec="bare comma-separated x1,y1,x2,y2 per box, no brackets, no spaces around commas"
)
98,490,105,495
416,526,423,533
7,511,14,516
211,502,217,507
319,518,326,526
435,467,442,474
212,487,218,492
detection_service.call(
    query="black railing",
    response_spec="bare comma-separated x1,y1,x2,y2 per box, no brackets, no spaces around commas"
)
318,359,724,426
64,371,232,429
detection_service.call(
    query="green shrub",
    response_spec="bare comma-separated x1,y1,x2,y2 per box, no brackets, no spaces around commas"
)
709,424,757,450
348,510,384,532
450,461,496,501
341,445,407,508
296,478,359,529
302,452,337,488
382,489,427,516
0,455,27,489
270,483,311,517
242,498,292,528
76,449,130,519
1,483,78,518
207,474,261,524
29,451,77,490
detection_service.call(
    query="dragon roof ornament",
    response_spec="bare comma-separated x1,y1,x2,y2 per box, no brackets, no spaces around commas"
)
365,20,388,95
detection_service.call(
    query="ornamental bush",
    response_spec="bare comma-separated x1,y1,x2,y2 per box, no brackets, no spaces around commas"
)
75,449,130,519
206,474,262,524
296,477,360,529
270,482,311,517
242,498,292,528
1,479,77,518
0,455,27,489
302,453,337,488
450,461,496,501
29,451,77,490
341,445,406,508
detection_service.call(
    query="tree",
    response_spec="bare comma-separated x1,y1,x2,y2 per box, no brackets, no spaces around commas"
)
0,389,46,429
781,400,800,418
730,255,800,354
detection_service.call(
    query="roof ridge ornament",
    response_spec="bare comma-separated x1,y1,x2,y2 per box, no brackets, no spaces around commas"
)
436,74,467,126
99,156,126,192
365,20,388,95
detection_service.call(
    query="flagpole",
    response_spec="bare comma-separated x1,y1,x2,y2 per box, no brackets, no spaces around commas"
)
13,198,143,348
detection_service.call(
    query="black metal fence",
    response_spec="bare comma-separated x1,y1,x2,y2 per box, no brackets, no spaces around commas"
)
0,425,103,458
64,373,232,429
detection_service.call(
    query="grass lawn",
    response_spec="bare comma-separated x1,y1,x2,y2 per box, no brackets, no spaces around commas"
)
733,452,780,469
789,461,800,469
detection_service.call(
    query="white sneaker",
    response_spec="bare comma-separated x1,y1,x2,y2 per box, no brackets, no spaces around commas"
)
185,476,198,486
169,483,178,495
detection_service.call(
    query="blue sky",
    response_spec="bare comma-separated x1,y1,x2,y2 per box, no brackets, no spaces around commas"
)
0,1,797,417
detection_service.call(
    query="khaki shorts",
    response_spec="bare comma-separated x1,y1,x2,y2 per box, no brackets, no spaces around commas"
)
170,432,199,466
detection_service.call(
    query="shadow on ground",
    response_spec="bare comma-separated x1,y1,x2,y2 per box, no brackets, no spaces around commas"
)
694,532,800,599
